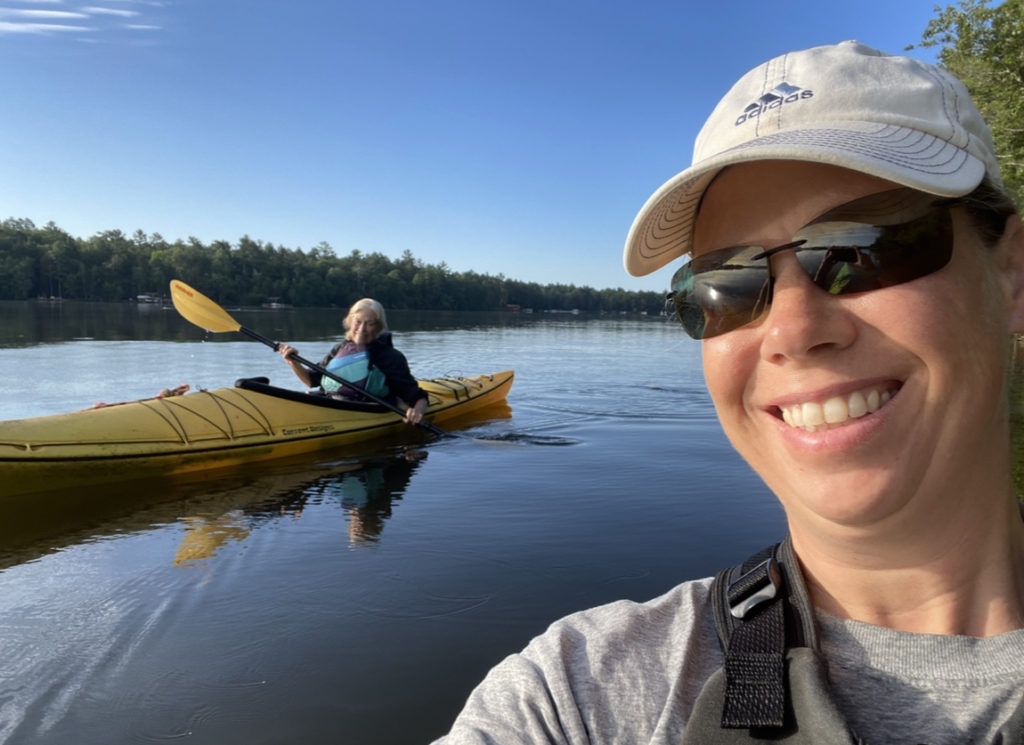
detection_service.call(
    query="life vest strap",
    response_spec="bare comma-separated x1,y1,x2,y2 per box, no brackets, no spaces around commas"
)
720,555,787,728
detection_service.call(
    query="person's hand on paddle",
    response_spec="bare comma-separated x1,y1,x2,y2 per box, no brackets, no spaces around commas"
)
405,398,428,426
278,344,314,387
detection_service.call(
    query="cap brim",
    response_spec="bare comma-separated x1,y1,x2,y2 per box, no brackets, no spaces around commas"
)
623,123,987,277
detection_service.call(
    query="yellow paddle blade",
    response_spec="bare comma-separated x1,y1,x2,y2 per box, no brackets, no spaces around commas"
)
169,280,242,333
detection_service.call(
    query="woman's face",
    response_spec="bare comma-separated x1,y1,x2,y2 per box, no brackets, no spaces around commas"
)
694,161,1021,536
348,309,379,345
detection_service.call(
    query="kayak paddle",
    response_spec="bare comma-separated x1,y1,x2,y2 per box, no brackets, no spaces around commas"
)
168,279,456,439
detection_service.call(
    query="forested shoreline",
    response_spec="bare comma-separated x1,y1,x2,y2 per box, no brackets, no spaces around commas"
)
0,218,665,314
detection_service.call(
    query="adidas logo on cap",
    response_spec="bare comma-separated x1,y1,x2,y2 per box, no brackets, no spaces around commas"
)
735,82,814,126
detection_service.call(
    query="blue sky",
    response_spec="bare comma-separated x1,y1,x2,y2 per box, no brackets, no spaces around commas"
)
2,0,950,292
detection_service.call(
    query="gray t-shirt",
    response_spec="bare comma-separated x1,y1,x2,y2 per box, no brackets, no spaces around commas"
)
434,578,1024,744
818,610,1024,745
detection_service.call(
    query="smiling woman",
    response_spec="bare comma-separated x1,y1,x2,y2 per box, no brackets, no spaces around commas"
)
278,297,430,426
435,41,1024,745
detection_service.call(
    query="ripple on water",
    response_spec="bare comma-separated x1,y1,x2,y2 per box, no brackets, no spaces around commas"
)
0,539,189,743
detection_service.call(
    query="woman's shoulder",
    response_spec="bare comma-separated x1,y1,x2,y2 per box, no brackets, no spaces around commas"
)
368,332,399,356
508,577,722,692
438,578,721,743
537,577,717,652
368,332,410,365
371,331,395,348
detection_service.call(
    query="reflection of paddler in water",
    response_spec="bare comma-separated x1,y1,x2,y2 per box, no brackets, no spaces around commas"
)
171,450,425,566
314,448,427,546
256,449,428,544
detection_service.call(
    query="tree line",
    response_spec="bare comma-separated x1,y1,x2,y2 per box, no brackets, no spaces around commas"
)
0,218,666,315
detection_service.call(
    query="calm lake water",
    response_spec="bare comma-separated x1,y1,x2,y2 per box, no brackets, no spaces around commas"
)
0,299,915,744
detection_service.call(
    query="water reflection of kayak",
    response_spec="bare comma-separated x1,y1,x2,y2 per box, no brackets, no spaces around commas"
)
0,370,513,497
0,450,430,570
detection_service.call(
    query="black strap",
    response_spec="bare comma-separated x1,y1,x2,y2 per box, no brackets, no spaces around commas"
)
712,544,789,729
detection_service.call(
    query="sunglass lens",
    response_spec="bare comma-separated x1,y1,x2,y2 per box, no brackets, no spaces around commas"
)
671,246,772,339
793,208,954,296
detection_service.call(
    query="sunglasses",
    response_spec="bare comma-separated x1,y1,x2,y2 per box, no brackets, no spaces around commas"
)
668,189,958,339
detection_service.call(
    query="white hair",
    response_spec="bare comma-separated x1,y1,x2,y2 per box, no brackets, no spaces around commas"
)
344,298,388,340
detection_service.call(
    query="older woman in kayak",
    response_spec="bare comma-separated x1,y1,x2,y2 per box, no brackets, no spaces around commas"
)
436,41,1024,744
278,298,428,425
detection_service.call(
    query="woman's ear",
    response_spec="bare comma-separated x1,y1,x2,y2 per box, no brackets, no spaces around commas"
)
1001,215,1024,333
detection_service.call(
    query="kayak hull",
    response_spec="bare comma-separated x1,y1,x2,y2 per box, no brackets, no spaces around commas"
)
0,371,514,496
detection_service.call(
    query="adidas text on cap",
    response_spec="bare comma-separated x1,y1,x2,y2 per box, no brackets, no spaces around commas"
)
623,40,1003,277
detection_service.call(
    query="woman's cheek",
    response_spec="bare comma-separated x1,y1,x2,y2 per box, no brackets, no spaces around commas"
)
703,333,756,415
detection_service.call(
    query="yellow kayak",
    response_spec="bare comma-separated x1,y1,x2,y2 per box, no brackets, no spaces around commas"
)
0,371,514,497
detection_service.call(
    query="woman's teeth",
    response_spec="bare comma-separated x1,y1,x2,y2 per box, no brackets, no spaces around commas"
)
780,387,892,432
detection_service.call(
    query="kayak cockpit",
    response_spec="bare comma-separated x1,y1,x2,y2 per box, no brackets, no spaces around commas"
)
234,377,389,413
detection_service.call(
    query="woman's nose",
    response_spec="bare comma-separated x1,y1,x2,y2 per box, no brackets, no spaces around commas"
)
758,252,858,363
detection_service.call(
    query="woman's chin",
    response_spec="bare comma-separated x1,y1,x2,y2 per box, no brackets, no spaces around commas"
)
777,476,918,533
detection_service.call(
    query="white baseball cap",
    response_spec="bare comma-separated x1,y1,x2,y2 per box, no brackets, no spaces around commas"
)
623,40,1003,277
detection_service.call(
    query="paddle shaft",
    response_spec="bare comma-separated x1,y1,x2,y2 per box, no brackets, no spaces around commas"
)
238,326,454,439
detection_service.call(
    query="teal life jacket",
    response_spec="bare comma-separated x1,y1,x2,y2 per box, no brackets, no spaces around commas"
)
322,346,389,398
680,538,1024,744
